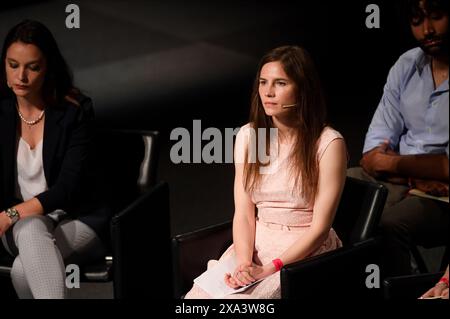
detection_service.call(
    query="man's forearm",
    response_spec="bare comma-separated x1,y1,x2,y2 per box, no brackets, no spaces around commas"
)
387,154,449,181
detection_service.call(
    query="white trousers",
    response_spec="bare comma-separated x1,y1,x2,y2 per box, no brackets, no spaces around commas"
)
1,214,105,299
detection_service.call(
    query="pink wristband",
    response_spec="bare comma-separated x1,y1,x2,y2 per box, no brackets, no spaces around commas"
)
438,277,449,288
272,258,283,272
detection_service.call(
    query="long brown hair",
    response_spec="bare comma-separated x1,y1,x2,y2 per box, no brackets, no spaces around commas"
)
244,46,327,203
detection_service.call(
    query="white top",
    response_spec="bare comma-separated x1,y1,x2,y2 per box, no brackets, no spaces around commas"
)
15,137,48,201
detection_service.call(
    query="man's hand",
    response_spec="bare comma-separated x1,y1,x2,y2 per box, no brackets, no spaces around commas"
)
413,179,449,197
360,140,396,178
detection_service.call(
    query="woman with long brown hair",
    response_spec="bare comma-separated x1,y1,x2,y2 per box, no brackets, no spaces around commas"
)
185,45,347,298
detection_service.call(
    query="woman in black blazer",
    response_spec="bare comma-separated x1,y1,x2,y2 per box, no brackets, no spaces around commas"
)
0,20,109,298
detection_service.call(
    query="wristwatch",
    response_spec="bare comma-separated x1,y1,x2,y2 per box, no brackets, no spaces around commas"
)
5,207,20,225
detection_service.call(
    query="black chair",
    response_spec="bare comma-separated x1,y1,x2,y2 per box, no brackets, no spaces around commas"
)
383,271,445,299
80,129,162,285
171,176,388,299
280,177,388,299
172,220,233,298
111,180,172,299
0,129,169,299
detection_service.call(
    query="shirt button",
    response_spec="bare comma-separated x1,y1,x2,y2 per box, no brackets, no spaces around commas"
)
428,127,432,133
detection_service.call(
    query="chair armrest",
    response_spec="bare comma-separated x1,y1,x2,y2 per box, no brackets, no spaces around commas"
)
171,220,232,298
281,237,383,299
383,272,445,300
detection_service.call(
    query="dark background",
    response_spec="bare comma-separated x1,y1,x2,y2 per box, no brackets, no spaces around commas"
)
0,0,417,236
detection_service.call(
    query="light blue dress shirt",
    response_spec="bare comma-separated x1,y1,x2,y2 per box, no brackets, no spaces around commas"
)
363,47,449,157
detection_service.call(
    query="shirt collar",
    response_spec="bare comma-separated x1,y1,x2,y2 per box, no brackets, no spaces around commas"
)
415,48,449,92
414,48,430,76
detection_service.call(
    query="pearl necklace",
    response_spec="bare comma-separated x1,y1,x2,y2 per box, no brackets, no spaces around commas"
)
16,104,45,127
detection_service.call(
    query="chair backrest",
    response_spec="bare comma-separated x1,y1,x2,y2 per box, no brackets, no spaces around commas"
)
279,177,388,299
332,176,388,246
94,129,163,295
137,132,160,191
111,181,172,299
83,129,161,282
92,129,160,214
171,221,233,298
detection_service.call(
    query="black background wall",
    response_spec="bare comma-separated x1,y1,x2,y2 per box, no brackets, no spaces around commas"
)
0,0,417,236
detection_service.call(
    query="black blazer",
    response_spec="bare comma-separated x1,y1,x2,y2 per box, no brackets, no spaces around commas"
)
0,96,110,242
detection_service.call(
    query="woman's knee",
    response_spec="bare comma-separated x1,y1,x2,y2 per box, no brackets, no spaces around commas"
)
54,219,105,264
11,256,25,281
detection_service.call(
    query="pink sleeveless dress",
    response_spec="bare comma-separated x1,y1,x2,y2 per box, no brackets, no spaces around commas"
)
185,125,343,299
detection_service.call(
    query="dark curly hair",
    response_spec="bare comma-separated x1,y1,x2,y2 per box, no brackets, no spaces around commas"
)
406,0,448,25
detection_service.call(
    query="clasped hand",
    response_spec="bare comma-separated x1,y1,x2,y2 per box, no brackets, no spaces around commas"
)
420,283,449,299
224,262,272,289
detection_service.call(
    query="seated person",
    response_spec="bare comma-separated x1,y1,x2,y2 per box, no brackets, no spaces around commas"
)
185,45,347,299
0,20,110,299
348,0,448,277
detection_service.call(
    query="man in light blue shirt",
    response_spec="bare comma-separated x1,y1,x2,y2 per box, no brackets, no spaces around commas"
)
348,0,448,277
363,48,448,158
